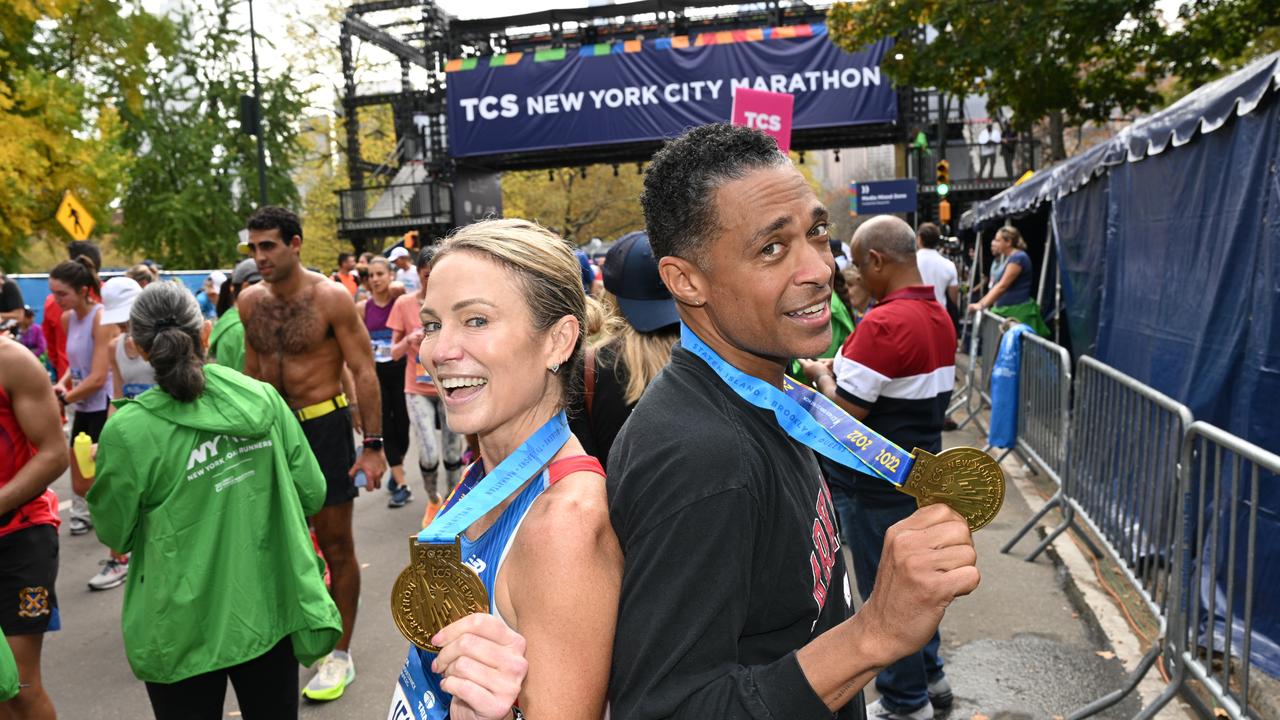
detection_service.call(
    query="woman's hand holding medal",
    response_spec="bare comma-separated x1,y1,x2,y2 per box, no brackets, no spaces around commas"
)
431,613,529,720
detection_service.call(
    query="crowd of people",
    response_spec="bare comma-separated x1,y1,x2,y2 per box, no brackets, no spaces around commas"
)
0,123,1050,720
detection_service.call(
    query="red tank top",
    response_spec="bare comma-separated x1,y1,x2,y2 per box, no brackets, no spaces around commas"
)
0,385,60,535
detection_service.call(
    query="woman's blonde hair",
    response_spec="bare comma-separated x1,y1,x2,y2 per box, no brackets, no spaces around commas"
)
597,292,678,405
997,225,1027,250
432,218,594,407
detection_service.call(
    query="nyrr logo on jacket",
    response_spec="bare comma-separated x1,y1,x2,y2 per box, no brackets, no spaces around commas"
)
187,435,226,470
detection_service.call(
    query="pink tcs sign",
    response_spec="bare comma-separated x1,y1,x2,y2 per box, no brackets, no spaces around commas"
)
730,87,795,154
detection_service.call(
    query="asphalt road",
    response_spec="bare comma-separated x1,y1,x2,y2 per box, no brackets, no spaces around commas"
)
40,422,1159,719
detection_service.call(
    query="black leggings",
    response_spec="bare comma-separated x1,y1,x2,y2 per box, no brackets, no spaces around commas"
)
144,637,297,720
376,358,410,468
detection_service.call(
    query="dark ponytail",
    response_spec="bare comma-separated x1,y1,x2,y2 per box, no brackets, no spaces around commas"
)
129,282,206,402
50,256,101,296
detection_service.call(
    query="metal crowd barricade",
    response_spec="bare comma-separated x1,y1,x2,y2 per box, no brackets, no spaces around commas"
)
1058,357,1193,719
952,310,1005,433
999,332,1072,557
1159,422,1278,720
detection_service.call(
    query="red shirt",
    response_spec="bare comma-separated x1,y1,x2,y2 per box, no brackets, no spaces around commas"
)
0,385,60,535
41,295,66,377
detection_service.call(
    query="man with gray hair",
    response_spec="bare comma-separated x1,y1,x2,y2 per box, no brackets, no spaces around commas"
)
799,215,960,720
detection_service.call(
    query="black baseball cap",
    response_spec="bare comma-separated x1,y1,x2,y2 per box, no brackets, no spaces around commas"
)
603,231,679,333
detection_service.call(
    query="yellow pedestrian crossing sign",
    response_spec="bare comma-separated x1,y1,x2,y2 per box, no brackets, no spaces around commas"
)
56,192,95,241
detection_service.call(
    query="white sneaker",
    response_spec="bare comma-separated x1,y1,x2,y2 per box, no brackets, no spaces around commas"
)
866,698,934,720
302,651,355,702
87,558,128,591
69,495,93,535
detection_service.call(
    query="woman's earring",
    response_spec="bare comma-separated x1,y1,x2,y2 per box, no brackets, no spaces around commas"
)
549,363,561,374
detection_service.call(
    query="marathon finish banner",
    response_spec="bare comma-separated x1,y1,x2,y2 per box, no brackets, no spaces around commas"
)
445,27,896,158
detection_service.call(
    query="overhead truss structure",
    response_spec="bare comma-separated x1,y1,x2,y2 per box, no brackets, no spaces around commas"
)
337,1,920,245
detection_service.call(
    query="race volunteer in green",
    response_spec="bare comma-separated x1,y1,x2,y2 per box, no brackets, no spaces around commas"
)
607,124,981,720
88,282,342,720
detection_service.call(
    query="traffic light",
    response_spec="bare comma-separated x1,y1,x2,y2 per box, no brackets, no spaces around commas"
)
935,159,950,197
938,199,952,224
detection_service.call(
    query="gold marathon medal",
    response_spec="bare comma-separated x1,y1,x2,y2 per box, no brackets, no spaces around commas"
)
391,537,489,652
898,447,1006,532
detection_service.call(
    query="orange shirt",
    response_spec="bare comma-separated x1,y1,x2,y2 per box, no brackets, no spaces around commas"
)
334,271,358,298
387,293,437,397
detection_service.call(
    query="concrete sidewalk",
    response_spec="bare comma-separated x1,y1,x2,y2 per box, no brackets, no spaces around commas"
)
854,420,1195,719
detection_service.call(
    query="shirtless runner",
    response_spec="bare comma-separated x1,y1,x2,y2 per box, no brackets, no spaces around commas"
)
238,206,387,702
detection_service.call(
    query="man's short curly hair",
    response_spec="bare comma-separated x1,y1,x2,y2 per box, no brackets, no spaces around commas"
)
246,206,303,244
641,124,789,264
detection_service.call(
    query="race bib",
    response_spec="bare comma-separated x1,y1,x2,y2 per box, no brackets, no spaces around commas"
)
389,646,449,720
415,354,432,384
371,329,394,363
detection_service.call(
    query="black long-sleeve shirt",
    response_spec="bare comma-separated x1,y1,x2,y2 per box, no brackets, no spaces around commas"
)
607,346,864,720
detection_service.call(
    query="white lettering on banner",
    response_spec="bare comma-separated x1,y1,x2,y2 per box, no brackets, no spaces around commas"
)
455,66,880,123
743,111,782,132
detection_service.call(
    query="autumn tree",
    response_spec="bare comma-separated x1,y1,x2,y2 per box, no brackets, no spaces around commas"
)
828,0,1171,161
0,0,164,267
114,1,308,269
503,164,647,245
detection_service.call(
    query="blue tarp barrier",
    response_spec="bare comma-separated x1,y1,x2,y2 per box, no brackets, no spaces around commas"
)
11,272,212,325
961,52,1280,677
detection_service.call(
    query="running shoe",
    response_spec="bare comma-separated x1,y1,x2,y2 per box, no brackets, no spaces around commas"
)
421,498,443,529
87,558,128,591
866,698,934,720
68,516,93,536
303,651,355,702
69,495,93,535
928,675,953,709
387,481,413,508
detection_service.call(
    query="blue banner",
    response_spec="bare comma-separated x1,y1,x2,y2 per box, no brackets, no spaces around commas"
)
446,31,897,158
851,179,918,215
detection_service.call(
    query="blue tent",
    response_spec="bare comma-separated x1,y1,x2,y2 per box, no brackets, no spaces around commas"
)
962,52,1280,677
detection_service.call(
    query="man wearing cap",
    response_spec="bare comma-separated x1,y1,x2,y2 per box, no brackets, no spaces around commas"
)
238,207,385,702
208,259,261,374
195,272,225,320
388,246,419,293
569,230,680,468
606,124,979,720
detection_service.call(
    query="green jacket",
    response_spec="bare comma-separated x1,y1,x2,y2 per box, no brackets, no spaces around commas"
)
89,363,341,683
207,307,245,373
0,628,17,701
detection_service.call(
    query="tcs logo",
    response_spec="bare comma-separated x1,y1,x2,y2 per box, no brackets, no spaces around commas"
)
742,111,783,132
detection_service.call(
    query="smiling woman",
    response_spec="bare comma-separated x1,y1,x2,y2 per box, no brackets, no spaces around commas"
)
391,218,621,720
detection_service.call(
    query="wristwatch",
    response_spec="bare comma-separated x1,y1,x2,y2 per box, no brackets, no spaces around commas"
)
362,435,384,452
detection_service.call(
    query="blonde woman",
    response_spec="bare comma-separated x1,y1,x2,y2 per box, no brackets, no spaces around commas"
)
568,231,678,469
391,218,620,720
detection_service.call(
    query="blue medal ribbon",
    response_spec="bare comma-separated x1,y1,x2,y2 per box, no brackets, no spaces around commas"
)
680,323,914,486
416,411,570,544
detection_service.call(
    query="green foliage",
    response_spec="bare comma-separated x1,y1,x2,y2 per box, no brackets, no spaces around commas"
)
827,0,1280,160
115,2,307,269
828,1,1166,141
0,0,160,267
503,164,647,245
1162,0,1280,89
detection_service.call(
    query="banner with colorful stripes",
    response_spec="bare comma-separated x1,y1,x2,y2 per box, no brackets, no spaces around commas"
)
444,23,827,73
446,30,895,157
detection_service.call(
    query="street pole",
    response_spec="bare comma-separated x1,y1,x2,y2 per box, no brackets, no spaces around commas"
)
248,0,268,206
